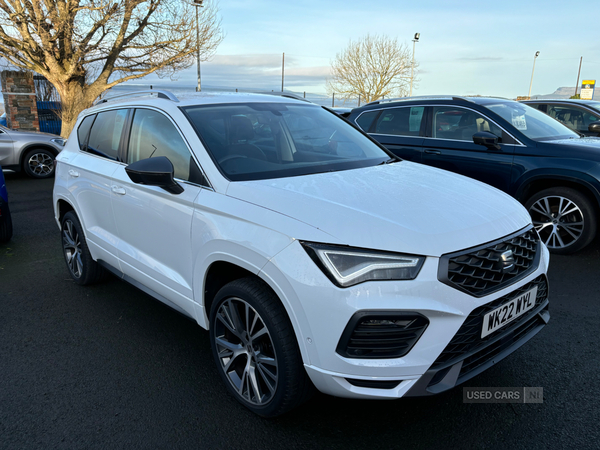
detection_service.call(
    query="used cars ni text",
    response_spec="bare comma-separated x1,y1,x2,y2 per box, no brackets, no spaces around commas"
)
53,91,550,416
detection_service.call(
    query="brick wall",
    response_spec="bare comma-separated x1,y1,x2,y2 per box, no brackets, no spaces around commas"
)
1,70,39,132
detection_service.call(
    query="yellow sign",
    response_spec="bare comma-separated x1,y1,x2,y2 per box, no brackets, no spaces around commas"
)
581,80,596,100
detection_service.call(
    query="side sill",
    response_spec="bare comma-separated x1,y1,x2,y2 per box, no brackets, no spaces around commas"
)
97,260,195,320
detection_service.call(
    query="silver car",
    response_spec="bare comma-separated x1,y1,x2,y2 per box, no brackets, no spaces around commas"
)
0,125,65,178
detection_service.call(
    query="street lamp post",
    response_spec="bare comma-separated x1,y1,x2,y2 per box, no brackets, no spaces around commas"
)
527,51,540,99
410,32,420,97
193,0,204,92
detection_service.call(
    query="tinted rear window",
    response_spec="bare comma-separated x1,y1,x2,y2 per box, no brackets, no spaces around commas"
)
87,109,129,160
77,115,95,150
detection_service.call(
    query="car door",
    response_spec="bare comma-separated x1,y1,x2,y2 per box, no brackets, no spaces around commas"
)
67,109,129,270
357,106,425,163
0,128,15,166
421,105,516,193
110,108,205,316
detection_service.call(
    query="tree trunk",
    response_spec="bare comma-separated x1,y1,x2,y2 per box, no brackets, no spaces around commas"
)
53,82,99,139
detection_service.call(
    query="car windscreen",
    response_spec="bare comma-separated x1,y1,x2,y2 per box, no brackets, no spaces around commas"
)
484,101,580,141
587,101,600,114
181,103,391,181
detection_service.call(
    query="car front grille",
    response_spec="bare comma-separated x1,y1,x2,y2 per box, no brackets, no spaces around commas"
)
430,275,548,372
438,227,540,297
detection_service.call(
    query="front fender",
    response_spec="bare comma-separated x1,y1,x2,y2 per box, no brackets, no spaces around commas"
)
513,168,600,205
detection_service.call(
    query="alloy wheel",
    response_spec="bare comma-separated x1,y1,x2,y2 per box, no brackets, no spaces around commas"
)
62,219,83,278
28,152,54,176
528,195,584,249
213,297,278,406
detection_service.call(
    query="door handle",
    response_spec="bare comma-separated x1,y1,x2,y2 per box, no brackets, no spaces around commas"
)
111,185,126,195
424,149,441,155
68,169,80,177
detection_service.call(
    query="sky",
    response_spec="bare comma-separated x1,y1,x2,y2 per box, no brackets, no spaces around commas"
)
0,0,591,103
137,0,600,100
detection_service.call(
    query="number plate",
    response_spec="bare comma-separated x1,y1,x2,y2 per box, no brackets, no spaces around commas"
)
481,286,538,338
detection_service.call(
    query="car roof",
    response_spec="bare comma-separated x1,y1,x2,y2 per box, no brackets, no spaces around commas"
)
352,95,516,112
522,98,600,106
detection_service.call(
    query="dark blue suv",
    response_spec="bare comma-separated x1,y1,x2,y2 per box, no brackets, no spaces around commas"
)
348,96,600,254
0,166,12,243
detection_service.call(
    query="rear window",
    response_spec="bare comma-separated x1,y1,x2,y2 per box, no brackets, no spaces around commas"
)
373,107,424,137
77,115,95,150
86,109,129,160
355,111,379,132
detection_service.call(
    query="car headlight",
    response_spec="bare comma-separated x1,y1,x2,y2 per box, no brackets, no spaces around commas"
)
301,242,425,287
50,138,67,146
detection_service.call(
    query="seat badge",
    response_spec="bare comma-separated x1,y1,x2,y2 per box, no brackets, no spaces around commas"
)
500,250,515,272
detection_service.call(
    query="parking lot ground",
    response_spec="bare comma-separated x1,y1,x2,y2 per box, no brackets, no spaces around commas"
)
1,171,599,449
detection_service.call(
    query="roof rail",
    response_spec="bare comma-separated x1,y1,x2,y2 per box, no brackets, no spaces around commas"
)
364,95,473,107
94,89,179,106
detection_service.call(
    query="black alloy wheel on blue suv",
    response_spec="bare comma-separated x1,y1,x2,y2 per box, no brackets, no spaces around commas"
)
347,96,600,254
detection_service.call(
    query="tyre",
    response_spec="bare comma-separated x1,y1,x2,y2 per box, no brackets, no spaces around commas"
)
209,277,314,417
23,148,55,179
525,187,597,254
0,201,12,243
61,211,105,285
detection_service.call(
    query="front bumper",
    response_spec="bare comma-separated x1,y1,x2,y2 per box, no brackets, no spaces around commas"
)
263,236,550,400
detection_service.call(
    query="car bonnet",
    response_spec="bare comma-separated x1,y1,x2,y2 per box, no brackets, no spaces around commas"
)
225,161,532,257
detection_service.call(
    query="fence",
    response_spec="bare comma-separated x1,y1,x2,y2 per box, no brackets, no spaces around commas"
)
33,75,62,135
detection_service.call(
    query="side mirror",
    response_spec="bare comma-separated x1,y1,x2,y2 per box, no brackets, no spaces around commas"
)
125,156,184,195
473,131,501,150
588,121,600,136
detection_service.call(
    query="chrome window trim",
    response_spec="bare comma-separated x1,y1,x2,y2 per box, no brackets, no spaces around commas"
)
357,104,526,147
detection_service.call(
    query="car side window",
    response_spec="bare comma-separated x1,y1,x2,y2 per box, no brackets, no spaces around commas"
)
432,107,503,142
547,105,599,132
77,114,96,150
373,107,424,136
87,109,128,160
128,109,193,181
355,111,379,132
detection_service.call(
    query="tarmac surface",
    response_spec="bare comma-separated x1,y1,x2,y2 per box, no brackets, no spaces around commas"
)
1,171,599,449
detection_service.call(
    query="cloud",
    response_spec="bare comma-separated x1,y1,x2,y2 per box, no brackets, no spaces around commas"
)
209,53,297,68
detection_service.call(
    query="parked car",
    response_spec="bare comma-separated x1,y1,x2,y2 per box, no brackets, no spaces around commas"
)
348,96,600,254
0,113,6,127
54,91,550,417
0,166,12,243
521,99,600,136
0,124,66,179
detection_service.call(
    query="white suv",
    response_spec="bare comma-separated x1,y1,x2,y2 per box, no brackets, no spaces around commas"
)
53,91,550,417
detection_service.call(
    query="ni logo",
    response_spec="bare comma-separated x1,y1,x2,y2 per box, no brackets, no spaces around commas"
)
499,250,515,272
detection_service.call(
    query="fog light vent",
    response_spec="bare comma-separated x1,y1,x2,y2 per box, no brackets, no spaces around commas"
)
336,312,429,359
346,378,402,389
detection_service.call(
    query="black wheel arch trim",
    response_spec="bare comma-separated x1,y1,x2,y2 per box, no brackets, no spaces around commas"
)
19,143,61,167
513,170,600,206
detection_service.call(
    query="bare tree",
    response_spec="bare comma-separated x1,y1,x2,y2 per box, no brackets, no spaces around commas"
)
327,34,417,104
0,0,223,137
